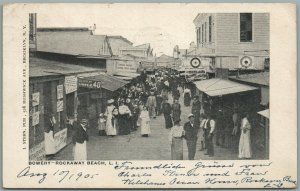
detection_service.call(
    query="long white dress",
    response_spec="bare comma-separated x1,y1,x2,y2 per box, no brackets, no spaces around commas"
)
44,130,56,155
238,117,252,158
74,126,87,160
140,110,151,135
104,105,117,136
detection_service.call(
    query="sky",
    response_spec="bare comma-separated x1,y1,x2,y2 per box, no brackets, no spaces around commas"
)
36,4,200,56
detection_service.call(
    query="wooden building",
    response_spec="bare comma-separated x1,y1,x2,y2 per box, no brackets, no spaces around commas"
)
193,13,270,71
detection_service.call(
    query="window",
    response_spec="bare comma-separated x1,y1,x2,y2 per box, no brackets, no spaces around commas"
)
196,28,200,45
204,22,207,43
199,27,201,44
209,16,212,43
202,24,204,44
240,13,252,42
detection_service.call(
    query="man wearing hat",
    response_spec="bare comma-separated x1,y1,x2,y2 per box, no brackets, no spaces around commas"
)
184,114,199,160
72,118,89,160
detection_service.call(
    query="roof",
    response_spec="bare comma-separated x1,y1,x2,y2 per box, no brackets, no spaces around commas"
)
37,27,89,32
107,36,133,45
37,30,111,56
230,72,269,86
156,54,176,63
258,109,269,119
194,78,258,97
79,73,128,91
29,57,102,77
135,43,150,49
107,36,133,56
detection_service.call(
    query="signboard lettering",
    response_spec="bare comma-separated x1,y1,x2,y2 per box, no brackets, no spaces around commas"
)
65,76,78,94
32,111,39,126
57,84,64,99
54,128,68,152
57,100,64,112
32,92,40,106
29,141,45,161
78,78,102,89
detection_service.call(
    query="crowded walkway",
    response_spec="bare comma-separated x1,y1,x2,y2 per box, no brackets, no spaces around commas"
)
53,88,256,160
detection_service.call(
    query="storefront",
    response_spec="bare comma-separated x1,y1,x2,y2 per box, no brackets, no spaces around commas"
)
29,57,103,160
77,73,128,126
29,75,69,160
194,78,260,116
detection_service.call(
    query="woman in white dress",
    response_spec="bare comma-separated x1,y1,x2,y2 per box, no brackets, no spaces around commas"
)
238,113,252,159
104,99,117,136
140,106,151,137
169,119,185,160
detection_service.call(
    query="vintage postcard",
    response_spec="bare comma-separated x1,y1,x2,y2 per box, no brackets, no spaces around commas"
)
2,3,297,188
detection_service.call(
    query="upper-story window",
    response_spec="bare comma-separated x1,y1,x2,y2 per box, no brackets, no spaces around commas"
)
204,22,207,43
202,24,204,44
196,28,200,46
209,16,212,43
240,13,252,42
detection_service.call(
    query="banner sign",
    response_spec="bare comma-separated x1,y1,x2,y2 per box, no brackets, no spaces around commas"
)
65,76,78,94
54,128,68,152
29,141,45,161
78,78,102,89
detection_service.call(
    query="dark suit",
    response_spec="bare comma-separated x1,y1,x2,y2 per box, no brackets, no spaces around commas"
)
72,123,88,144
184,122,199,160
191,100,201,127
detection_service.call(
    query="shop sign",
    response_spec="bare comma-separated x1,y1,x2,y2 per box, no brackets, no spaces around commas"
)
65,76,78,94
32,111,39,126
116,60,137,73
29,141,46,161
32,92,40,106
78,78,102,89
57,84,64,99
54,128,67,152
57,100,64,112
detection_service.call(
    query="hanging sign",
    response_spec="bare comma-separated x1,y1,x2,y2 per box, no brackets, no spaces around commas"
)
57,100,64,112
65,76,78,94
32,92,40,106
32,111,40,126
57,84,64,99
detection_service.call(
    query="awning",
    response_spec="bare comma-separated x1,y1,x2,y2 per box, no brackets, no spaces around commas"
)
258,109,269,119
194,78,257,97
78,73,128,91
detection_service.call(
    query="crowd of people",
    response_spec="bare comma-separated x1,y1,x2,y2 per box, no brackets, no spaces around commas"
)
69,68,253,161
95,69,189,138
